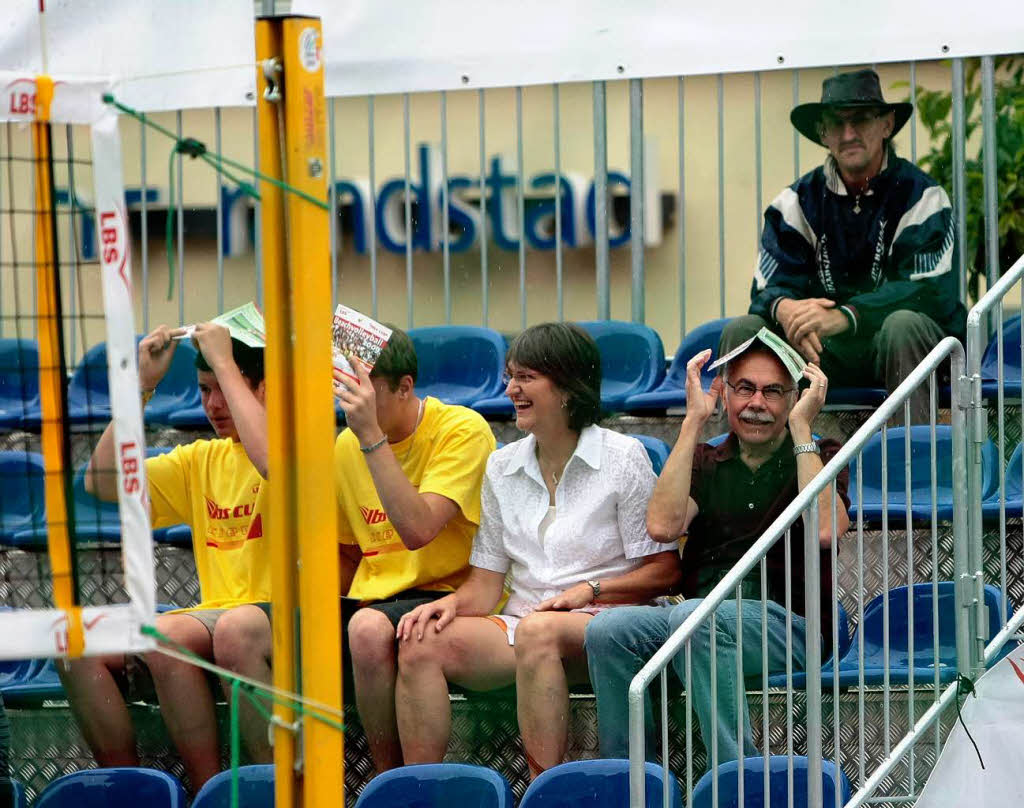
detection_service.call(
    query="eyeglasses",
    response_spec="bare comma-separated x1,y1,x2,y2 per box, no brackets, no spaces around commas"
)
725,380,793,403
502,370,539,386
819,110,882,136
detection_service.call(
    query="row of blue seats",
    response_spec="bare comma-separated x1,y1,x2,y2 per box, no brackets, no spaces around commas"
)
1,314,960,432
0,449,192,548
1,583,1009,707
18,757,852,808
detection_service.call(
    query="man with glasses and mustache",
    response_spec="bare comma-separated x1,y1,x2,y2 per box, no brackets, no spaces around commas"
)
720,68,965,420
585,331,849,766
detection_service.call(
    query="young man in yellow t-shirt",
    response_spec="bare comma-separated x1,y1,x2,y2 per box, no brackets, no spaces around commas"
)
333,328,495,772
60,323,270,792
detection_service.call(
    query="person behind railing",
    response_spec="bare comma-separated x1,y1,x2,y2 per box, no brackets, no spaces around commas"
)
393,322,681,778
585,332,849,765
720,68,966,421
61,324,271,792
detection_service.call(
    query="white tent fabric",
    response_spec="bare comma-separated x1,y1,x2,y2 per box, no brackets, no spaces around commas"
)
295,0,1024,98
0,0,255,111
915,652,1024,805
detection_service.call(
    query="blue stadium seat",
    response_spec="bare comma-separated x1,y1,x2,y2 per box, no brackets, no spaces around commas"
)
192,765,274,808
691,755,852,808
980,314,1023,399
9,779,27,808
66,342,118,426
158,524,194,548
829,582,1011,687
145,340,201,425
1,657,64,706
577,321,665,412
0,451,46,544
0,338,41,430
982,443,1024,521
0,655,45,701
355,763,514,808
409,326,507,407
624,318,731,412
34,767,187,808
847,425,998,523
765,602,851,689
627,434,671,475
519,759,681,807
10,447,177,548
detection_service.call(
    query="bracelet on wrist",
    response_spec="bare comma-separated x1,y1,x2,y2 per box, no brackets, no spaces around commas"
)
792,442,820,457
359,435,388,455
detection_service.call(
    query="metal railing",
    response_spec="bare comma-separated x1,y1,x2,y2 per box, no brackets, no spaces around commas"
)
627,337,969,808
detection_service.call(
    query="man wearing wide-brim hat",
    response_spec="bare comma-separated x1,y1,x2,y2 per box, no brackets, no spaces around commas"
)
720,68,966,419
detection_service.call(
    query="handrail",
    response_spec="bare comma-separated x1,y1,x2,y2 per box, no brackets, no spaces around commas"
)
628,335,967,808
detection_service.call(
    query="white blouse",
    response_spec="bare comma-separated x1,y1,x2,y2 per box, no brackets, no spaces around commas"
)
470,425,675,617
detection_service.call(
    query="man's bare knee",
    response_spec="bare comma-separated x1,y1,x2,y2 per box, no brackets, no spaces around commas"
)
348,609,397,670
213,605,271,672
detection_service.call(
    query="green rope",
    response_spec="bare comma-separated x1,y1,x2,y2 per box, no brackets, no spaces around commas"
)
103,93,329,302
140,623,345,733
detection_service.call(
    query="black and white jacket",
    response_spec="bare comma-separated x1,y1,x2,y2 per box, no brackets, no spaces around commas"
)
750,148,966,339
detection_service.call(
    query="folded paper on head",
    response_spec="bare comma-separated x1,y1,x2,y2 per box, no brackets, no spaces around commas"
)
707,326,806,382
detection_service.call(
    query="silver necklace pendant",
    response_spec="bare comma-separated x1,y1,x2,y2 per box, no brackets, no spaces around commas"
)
853,197,861,214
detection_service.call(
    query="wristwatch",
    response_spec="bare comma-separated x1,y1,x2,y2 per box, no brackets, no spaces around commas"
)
586,579,601,600
793,442,820,456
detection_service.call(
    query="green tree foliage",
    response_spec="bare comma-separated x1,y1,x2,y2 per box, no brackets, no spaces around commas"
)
900,58,1024,298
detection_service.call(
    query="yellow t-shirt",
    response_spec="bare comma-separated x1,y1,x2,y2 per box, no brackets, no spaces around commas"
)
336,396,496,601
147,439,270,610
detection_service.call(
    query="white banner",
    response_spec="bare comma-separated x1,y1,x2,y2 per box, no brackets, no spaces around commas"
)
91,108,157,636
915,650,1024,805
295,0,1024,97
0,0,255,111
0,605,153,660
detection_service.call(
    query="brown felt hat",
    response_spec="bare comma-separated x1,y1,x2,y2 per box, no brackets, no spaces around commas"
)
790,68,913,146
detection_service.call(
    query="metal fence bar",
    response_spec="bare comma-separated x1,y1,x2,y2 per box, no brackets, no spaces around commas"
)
441,90,451,324
909,62,917,163
996,299,1007,624
593,80,610,319
65,125,78,365
951,59,967,304
215,106,225,313
252,106,263,307
553,83,564,321
754,72,763,243
803,499,822,808
628,337,967,807
368,95,378,318
904,399,915,790
176,110,185,326
516,86,526,330
140,119,149,333
717,73,726,319
629,78,645,323
677,76,686,340
856,452,866,787
792,71,800,182
981,55,999,291
402,93,413,328
478,89,488,327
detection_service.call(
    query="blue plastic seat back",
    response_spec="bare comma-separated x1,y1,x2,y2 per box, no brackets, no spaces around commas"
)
355,763,514,808
577,321,666,410
66,341,116,424
847,582,1010,675
10,779,27,808
192,765,274,808
409,326,507,407
0,451,46,543
980,314,1022,382
145,340,201,424
35,767,187,808
519,760,681,807
626,434,671,475
663,318,733,393
849,425,998,520
0,338,41,428
691,755,852,808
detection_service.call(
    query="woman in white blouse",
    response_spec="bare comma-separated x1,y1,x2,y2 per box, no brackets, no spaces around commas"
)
395,322,681,777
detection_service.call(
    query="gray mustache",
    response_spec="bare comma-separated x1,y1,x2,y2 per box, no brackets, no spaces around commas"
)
739,411,775,424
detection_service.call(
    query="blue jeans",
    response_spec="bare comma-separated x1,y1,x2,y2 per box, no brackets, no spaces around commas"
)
584,600,806,766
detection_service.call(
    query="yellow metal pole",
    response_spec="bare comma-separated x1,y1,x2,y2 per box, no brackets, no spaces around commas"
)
33,75,82,658
279,17,344,807
255,18,300,808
